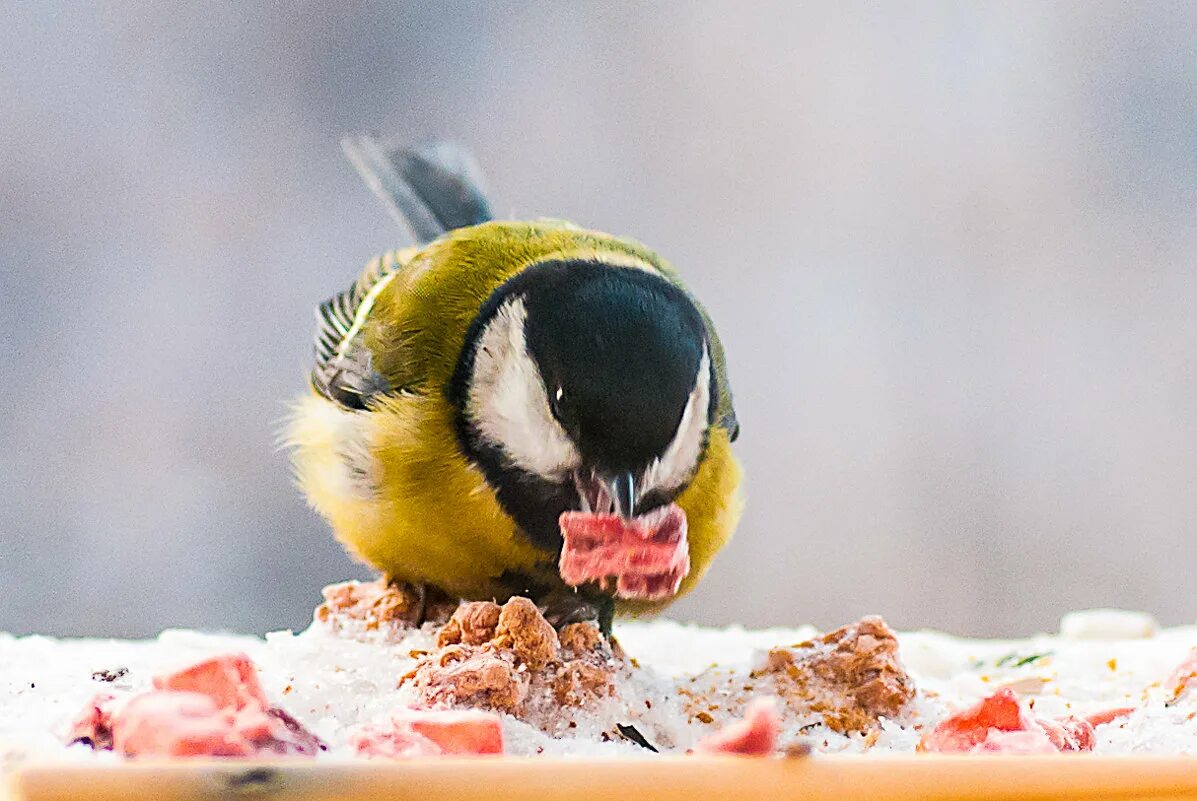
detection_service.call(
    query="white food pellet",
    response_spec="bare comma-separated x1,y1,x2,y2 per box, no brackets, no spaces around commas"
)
1059,609,1158,640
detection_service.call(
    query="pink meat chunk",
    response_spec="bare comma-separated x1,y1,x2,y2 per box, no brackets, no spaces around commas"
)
1086,707,1135,727
403,709,504,754
969,729,1059,754
695,698,781,756
351,709,504,758
1037,715,1096,752
115,691,269,758
919,689,1095,754
558,503,690,600
68,653,322,758
154,653,269,711
351,724,443,759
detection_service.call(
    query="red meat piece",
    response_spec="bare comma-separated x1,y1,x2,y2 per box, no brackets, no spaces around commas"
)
68,653,322,758
115,691,262,758
1036,715,1095,752
920,689,1096,754
350,724,442,759
112,689,321,759
154,653,269,711
695,698,780,756
969,729,1058,754
558,504,690,600
920,689,1029,752
400,709,504,755
352,709,504,758
1086,707,1135,727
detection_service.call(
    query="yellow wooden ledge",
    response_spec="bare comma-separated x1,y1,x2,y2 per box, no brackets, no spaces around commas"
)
10,756,1197,801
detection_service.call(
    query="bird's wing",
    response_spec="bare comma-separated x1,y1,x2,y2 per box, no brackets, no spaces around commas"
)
313,137,495,409
311,250,408,409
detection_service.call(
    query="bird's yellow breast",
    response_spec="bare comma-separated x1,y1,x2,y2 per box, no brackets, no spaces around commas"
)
289,391,550,599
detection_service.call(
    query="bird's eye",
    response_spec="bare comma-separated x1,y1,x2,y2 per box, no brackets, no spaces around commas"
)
550,386,569,422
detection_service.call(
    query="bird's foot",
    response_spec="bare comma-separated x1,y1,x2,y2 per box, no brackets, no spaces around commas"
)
539,591,600,629
597,597,615,638
379,574,455,627
538,592,616,637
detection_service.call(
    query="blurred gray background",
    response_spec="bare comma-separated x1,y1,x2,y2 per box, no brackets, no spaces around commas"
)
3,2,1195,639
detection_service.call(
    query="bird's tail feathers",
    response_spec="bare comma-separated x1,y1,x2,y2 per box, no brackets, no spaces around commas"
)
341,134,492,244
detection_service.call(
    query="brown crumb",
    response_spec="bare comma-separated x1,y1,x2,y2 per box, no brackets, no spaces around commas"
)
553,660,613,706
407,596,620,722
695,711,715,724
408,647,529,712
316,579,420,630
559,622,602,655
752,616,914,733
437,601,502,647
493,597,558,671
316,579,456,637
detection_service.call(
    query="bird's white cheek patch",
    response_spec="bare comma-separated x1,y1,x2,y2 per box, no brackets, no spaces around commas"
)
642,347,711,497
467,297,581,479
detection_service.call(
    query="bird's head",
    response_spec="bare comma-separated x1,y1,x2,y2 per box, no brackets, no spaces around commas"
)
450,259,715,551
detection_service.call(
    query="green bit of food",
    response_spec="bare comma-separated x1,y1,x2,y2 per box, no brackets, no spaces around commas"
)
991,652,1054,669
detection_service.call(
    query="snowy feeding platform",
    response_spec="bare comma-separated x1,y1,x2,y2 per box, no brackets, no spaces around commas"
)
3,584,1197,800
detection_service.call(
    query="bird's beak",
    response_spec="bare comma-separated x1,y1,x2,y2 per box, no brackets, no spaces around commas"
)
608,472,637,520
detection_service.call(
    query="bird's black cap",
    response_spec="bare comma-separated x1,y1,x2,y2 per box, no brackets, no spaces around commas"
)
521,260,707,473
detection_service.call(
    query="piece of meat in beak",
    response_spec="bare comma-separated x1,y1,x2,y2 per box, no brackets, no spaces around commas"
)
559,470,690,601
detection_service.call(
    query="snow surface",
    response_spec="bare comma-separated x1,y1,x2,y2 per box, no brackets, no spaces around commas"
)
2,608,1196,767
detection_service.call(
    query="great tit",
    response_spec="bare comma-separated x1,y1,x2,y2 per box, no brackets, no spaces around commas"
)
288,136,743,627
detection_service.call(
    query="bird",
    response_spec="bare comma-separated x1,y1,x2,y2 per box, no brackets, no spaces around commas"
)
288,135,743,630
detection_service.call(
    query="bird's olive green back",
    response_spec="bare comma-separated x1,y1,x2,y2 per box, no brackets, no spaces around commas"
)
363,220,736,427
